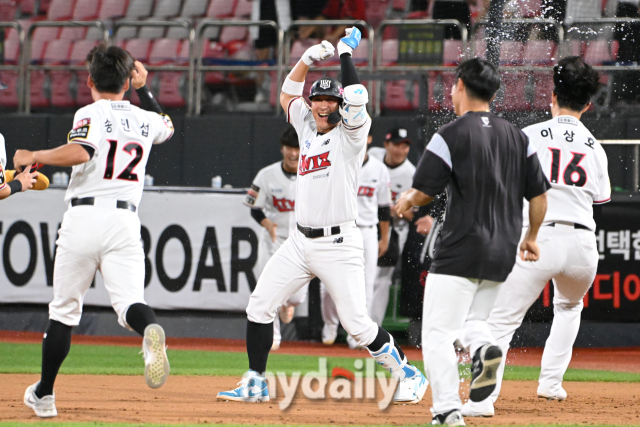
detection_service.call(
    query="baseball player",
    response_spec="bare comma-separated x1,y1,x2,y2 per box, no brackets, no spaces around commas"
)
218,27,428,405
368,128,416,326
396,58,550,426
0,134,39,199
321,134,392,348
16,45,173,418
462,57,609,417
246,126,309,351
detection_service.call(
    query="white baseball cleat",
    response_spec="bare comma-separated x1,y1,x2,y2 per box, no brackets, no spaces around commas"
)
322,324,338,345
461,399,495,417
24,382,57,418
537,385,567,401
143,324,170,389
279,305,295,324
394,368,428,404
271,340,281,351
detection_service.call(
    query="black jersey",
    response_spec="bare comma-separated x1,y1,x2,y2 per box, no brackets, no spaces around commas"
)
413,111,550,282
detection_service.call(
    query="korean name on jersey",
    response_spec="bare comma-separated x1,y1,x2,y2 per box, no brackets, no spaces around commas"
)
523,115,611,231
65,100,173,207
286,97,371,228
357,155,392,227
245,161,296,239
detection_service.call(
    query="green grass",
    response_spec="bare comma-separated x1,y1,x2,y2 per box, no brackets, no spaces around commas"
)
1,342,639,382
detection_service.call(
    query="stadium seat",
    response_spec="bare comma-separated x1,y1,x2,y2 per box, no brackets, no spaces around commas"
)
351,39,369,65
47,0,75,21
382,80,419,111
523,40,557,65
381,39,398,65
532,71,554,110
98,0,127,19
583,40,613,65
207,0,235,18
443,40,463,66
123,39,152,61
0,38,21,108
152,0,182,18
0,0,18,20
44,40,75,108
440,72,456,110
290,39,321,66
149,39,186,108
495,72,530,111
499,41,525,66
29,40,49,109
39,0,52,14
125,0,153,19
138,23,166,39
32,26,61,41
70,40,99,107
20,0,38,16
166,20,192,40
364,0,389,32
179,0,209,17
519,0,542,17
150,38,181,64
427,71,441,111
234,0,252,17
392,0,408,12
473,38,486,58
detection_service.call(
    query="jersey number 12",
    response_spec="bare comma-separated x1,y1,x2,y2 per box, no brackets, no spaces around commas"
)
104,140,143,182
549,148,587,187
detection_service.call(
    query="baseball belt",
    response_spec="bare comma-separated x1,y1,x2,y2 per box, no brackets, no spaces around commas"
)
71,197,137,212
545,222,590,231
297,223,341,238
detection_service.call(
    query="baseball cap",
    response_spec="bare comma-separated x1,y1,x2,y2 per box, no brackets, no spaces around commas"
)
385,127,411,144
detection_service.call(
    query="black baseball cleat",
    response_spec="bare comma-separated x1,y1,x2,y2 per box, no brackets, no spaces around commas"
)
431,409,465,426
469,344,502,402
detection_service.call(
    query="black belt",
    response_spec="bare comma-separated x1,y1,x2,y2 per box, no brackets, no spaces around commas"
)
546,222,590,231
71,197,136,212
297,223,341,239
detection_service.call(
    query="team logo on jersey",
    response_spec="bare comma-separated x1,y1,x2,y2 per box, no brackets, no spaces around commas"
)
272,196,295,212
358,186,375,197
160,113,174,130
319,79,331,89
111,102,131,111
322,139,330,146
245,184,260,206
299,151,331,176
333,237,343,244
68,118,91,141
391,190,399,202
482,117,491,128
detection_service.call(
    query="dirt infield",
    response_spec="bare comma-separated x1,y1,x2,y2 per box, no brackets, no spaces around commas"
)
3,330,640,373
3,374,640,425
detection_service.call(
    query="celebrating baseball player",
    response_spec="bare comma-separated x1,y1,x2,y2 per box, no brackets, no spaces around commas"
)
218,27,428,405
0,134,39,200
368,128,416,326
15,45,173,418
245,126,309,351
321,133,392,348
396,58,551,426
462,57,610,417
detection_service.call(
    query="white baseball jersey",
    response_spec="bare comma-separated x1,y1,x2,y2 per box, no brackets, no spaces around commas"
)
64,99,174,207
368,146,416,229
0,133,6,191
245,161,297,239
357,155,392,226
286,96,371,227
522,115,611,230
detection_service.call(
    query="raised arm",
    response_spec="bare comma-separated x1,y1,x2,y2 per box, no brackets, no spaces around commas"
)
279,41,335,112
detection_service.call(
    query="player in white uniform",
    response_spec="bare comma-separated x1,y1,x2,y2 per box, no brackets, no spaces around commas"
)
246,127,309,351
0,134,39,200
368,128,416,326
14,46,173,418
462,57,610,417
218,28,428,405
321,136,392,348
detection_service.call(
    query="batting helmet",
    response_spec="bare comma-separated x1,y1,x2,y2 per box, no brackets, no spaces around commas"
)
309,77,343,102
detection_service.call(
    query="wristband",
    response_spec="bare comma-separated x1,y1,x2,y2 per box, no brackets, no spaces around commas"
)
8,180,22,195
282,76,304,96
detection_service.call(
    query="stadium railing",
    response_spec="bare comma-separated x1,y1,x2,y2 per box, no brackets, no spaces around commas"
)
0,22,25,111
194,19,283,115
24,21,110,114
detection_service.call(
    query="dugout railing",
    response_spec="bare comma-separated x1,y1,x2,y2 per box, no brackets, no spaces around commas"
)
24,21,110,114
113,21,196,115
0,22,25,112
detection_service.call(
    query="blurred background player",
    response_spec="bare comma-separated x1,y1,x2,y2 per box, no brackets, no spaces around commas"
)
15,45,173,418
321,132,392,348
245,126,308,351
0,133,39,200
368,128,416,327
462,56,609,418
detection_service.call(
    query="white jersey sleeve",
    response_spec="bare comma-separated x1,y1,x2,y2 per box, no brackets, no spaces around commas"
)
0,133,6,191
68,105,104,156
341,112,371,158
150,113,174,145
286,97,314,143
593,144,611,204
245,167,269,209
378,164,392,208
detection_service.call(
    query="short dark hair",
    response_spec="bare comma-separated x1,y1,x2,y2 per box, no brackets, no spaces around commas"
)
455,58,501,102
88,44,135,94
280,126,299,148
553,56,601,112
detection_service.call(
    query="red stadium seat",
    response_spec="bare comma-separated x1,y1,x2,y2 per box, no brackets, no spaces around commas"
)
180,0,209,17
150,39,181,64
583,40,613,65
138,23,166,39
149,39,185,108
0,37,21,108
499,41,525,66
443,40,462,66
523,40,557,66
0,0,18,20
440,72,456,110
381,39,398,65
495,72,530,111
233,0,252,17
392,0,407,11
207,0,236,18
364,0,389,32
382,80,418,111
98,0,127,19
20,0,38,16
123,39,152,61
519,0,542,17
351,39,369,65
43,39,72,64
219,24,248,44
473,38,487,58
290,39,320,65
29,40,49,109
70,40,100,107
40,0,52,13
125,0,152,19
32,26,61,41
47,0,75,21
44,40,75,108
532,71,554,110
4,38,20,63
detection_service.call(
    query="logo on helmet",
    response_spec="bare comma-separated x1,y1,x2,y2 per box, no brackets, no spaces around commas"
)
319,79,331,89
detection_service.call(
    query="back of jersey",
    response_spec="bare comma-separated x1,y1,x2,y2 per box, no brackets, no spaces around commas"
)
523,115,610,231
65,99,173,207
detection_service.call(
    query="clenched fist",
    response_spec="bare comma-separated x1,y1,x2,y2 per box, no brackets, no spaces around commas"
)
302,41,335,66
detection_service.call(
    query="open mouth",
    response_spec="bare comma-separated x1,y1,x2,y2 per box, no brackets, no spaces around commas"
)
318,113,329,118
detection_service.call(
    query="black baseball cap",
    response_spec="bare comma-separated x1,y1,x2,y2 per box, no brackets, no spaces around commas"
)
385,127,411,144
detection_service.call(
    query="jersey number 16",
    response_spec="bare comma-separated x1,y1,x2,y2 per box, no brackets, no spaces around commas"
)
104,140,143,182
549,148,587,187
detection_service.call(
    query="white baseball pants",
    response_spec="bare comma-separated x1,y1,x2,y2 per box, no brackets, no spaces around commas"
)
423,272,503,414
321,225,378,333
247,222,378,346
467,224,598,403
371,226,409,326
49,202,146,329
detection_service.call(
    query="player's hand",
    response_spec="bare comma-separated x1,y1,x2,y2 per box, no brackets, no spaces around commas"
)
269,223,278,243
15,165,38,191
338,27,362,56
519,239,540,262
378,239,389,258
415,215,434,236
130,60,149,90
302,41,335,66
395,191,414,218
13,150,35,172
